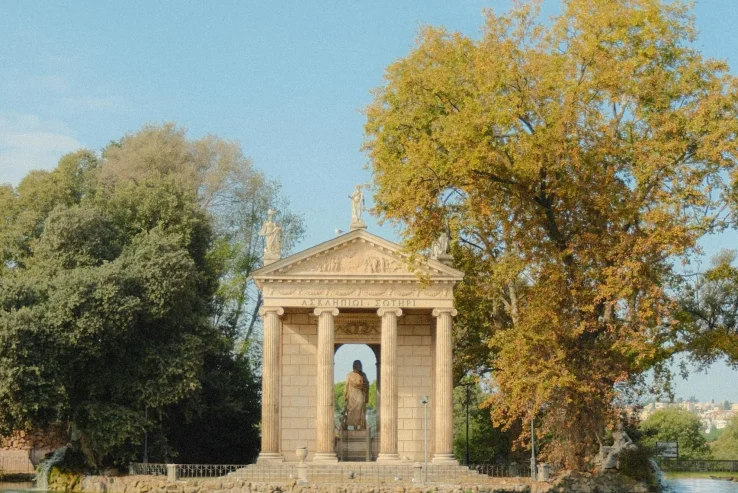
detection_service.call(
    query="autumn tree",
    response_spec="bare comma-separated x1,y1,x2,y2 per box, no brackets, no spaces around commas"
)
364,0,738,466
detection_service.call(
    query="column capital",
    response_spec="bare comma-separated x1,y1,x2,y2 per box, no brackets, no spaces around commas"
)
259,306,285,317
313,307,339,317
377,308,403,318
432,308,458,318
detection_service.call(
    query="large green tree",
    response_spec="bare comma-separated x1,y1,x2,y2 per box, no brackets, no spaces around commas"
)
0,125,302,467
640,408,710,459
98,123,304,345
364,0,738,467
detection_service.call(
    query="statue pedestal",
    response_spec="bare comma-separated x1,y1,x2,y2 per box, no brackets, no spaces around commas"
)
349,220,367,231
339,429,373,462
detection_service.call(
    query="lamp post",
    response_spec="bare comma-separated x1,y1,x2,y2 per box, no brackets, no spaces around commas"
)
461,382,473,465
421,395,429,482
143,406,149,464
530,415,536,481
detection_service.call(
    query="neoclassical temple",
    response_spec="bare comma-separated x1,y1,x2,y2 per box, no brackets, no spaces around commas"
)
252,200,463,464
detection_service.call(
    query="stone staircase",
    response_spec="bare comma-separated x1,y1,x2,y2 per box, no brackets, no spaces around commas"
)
229,461,485,484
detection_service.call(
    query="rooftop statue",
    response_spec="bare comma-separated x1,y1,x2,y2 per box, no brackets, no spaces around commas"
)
258,209,282,264
431,231,450,259
348,185,367,230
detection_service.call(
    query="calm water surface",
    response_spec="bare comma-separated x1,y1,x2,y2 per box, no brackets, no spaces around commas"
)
3,478,738,492
0,482,38,493
665,478,738,492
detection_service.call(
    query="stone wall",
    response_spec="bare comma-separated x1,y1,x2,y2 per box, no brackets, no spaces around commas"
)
0,425,68,470
57,475,545,493
278,310,436,462
49,472,650,493
550,471,648,493
281,312,319,460
396,314,434,461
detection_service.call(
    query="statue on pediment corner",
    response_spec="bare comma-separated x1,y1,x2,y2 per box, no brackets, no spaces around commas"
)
349,185,367,230
259,209,282,263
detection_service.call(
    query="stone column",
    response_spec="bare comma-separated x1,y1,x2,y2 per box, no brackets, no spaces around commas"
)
258,306,285,463
314,307,339,462
432,308,458,464
377,308,402,462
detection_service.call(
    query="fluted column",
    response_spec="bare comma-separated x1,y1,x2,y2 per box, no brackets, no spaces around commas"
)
314,307,339,462
258,306,285,463
377,308,402,462
432,308,458,464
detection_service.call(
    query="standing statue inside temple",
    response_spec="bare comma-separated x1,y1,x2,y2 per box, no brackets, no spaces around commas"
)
343,360,369,430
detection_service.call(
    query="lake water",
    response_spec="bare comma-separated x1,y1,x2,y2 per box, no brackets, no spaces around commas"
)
0,482,36,493
2,478,738,492
666,477,738,492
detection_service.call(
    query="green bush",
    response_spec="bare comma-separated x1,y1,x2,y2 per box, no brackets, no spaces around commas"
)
618,445,658,485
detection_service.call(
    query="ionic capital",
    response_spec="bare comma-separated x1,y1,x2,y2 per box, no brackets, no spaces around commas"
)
259,306,285,317
432,308,458,318
313,307,339,317
377,308,403,318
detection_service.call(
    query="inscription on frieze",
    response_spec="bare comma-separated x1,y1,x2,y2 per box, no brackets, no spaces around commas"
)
301,298,417,308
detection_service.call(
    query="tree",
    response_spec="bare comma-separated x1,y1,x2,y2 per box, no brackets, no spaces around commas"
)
364,0,738,467
334,382,346,412
0,125,302,466
712,415,738,459
640,408,710,459
452,382,514,464
0,170,216,466
368,381,377,410
98,123,304,345
677,250,738,367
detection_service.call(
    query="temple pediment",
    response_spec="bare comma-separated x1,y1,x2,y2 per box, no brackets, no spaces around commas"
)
253,229,463,283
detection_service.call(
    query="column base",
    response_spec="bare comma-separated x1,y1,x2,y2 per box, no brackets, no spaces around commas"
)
376,453,401,463
257,452,284,463
312,452,338,463
431,454,459,465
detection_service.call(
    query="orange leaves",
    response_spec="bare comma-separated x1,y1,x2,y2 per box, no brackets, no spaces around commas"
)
366,0,738,468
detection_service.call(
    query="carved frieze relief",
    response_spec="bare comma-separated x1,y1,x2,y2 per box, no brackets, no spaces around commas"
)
263,284,452,299
277,241,424,276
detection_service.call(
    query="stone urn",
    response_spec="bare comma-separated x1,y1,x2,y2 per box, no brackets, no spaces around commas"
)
296,446,307,463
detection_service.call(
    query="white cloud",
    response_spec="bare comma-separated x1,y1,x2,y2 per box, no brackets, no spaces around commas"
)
0,113,84,186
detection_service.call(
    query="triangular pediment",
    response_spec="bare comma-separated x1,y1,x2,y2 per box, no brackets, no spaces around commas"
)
252,229,463,283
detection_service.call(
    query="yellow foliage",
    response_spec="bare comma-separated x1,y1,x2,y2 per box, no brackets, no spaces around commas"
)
365,0,738,468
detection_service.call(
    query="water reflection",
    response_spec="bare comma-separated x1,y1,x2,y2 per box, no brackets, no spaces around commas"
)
0,482,36,493
666,478,738,492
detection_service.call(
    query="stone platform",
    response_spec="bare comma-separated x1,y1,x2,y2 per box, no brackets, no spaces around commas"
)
337,430,373,462
230,462,484,484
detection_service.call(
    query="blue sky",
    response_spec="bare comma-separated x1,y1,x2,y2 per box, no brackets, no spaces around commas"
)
1,1,737,401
